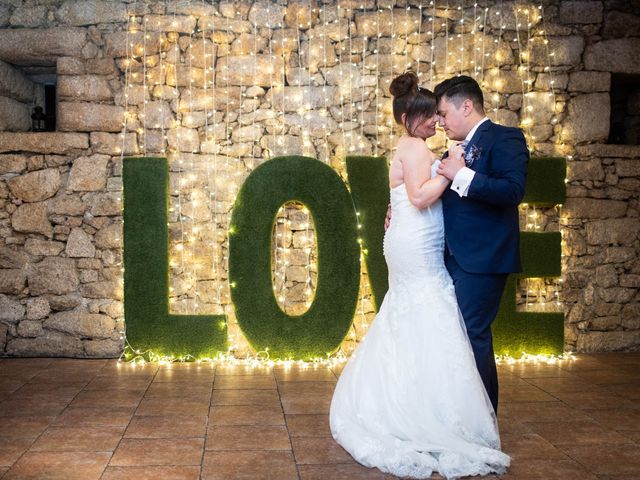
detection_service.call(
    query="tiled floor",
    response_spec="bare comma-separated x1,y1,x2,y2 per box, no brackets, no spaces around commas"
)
0,353,639,479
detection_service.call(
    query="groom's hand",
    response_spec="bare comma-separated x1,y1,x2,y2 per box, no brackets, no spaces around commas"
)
437,143,465,181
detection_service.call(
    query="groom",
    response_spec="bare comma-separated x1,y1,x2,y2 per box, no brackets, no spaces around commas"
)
435,75,528,413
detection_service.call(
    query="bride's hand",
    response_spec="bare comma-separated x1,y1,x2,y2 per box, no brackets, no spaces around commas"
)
384,203,392,231
448,142,465,162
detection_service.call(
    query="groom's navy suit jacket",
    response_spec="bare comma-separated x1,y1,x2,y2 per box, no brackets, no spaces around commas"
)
442,120,528,274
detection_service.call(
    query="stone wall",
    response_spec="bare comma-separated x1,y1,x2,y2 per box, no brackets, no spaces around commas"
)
0,0,638,358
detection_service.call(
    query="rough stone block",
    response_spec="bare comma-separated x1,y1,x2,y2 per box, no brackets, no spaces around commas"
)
567,160,604,181
57,75,112,102
49,195,86,216
0,132,89,154
216,55,285,87
8,168,61,202
488,2,542,31
11,201,52,237
0,294,25,322
568,72,610,92
585,39,640,74
603,11,640,39
46,293,82,311
0,154,27,173
0,269,26,295
90,132,138,156
144,14,197,33
86,192,122,216
58,102,124,133
0,246,29,269
559,1,603,24
83,338,122,357
0,28,87,65
26,297,51,320
17,319,44,338
248,2,286,28
531,36,584,67
45,310,116,339
81,280,122,300
355,8,421,37
167,127,200,153
24,239,65,257
56,0,127,26
68,154,110,191
66,227,96,258
564,198,627,219
268,86,339,112
104,31,165,58
28,257,79,295
586,218,640,246
0,96,32,132
6,331,84,356
614,159,640,178
10,6,48,28
534,73,569,91
564,93,610,143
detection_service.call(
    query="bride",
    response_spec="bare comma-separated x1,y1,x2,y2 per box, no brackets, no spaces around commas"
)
329,72,510,479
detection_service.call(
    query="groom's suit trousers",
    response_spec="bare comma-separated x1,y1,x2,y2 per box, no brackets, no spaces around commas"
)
445,252,507,414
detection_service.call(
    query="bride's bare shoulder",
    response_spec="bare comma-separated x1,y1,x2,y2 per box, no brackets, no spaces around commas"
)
397,136,430,152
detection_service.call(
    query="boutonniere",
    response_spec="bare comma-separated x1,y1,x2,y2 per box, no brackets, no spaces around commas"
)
465,144,482,167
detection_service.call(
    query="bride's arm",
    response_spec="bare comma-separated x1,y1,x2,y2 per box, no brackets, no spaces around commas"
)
401,138,450,209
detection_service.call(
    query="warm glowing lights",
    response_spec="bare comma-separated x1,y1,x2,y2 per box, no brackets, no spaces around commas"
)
120,1,565,359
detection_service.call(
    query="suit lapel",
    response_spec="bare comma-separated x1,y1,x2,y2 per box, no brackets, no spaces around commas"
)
469,119,492,149
466,120,493,170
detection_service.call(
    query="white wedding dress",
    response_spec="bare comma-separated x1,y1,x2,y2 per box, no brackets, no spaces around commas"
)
330,162,510,479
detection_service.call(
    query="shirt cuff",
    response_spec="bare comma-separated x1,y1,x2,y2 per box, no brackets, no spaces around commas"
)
450,167,475,197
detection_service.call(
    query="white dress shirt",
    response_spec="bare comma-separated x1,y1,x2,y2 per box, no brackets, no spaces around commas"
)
450,117,490,197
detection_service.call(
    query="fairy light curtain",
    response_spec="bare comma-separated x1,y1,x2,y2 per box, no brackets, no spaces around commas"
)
119,0,564,359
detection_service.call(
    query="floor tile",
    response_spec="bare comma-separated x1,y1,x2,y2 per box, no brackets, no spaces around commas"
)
145,382,212,398
52,407,136,428
499,385,559,403
124,415,207,438
201,450,298,480
583,408,640,432
4,451,111,480
135,397,210,416
274,368,336,382
291,436,355,464
280,392,332,414
552,390,635,410
561,444,640,475
525,419,633,446
0,398,70,417
31,426,125,452
205,425,291,450
210,405,285,426
211,388,280,406
213,375,277,390
0,416,54,440
70,389,144,408
101,465,200,480
0,438,33,468
500,433,570,461
285,414,331,437
110,438,204,466
500,458,597,479
214,365,273,376
298,463,399,479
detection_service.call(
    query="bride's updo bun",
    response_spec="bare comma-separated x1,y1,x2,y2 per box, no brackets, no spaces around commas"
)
389,71,419,98
390,71,437,138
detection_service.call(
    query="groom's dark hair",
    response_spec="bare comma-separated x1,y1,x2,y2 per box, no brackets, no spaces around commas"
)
434,75,485,114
